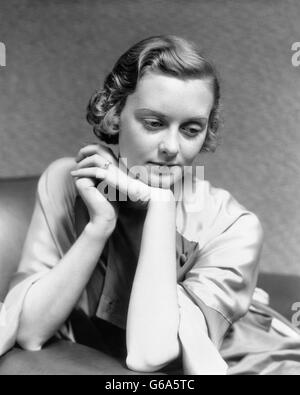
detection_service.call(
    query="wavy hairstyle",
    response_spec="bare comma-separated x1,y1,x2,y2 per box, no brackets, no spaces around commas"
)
87,35,221,152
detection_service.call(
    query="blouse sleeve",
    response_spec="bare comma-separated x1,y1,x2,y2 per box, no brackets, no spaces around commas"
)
176,183,264,373
0,158,77,356
177,284,228,375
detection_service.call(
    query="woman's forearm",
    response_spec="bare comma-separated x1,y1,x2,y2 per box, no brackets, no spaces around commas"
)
17,222,110,350
126,193,180,371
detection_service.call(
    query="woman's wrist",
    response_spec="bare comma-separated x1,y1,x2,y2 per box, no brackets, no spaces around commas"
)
148,187,176,205
85,220,115,240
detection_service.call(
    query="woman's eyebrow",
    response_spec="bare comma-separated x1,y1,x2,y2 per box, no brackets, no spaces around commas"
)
135,108,208,122
135,108,168,119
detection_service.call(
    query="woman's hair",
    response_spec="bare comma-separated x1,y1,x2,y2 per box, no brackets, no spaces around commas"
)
87,35,221,152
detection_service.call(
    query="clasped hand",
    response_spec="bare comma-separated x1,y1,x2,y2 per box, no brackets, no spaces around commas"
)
71,144,174,233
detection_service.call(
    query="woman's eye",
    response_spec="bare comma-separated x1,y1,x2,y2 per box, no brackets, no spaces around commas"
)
182,126,203,136
143,119,164,129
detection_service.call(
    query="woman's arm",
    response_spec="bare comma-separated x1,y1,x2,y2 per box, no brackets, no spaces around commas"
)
126,191,181,372
17,222,111,351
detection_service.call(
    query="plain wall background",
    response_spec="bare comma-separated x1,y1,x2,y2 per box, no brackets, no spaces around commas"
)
0,0,299,274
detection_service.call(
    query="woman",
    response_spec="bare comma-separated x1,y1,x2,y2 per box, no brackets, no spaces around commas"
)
1,35,300,375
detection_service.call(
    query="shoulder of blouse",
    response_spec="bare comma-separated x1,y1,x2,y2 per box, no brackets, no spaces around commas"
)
37,157,77,202
182,177,264,248
39,156,77,182
36,157,78,244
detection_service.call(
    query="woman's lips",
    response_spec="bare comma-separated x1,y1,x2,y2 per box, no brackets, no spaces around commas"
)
147,162,177,167
147,162,180,174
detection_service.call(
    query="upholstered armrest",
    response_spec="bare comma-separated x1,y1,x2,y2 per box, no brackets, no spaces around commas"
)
0,340,165,375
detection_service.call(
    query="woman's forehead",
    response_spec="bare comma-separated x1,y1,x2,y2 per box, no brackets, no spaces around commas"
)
128,72,214,118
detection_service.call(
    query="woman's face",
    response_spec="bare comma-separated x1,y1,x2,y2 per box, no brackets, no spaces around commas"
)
117,71,214,189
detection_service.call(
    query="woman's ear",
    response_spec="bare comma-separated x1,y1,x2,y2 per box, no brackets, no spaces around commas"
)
111,115,120,131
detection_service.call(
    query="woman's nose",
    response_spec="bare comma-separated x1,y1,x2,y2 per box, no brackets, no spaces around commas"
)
158,130,180,158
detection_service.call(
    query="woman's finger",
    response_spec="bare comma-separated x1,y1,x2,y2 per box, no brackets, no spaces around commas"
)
71,165,150,202
71,167,108,180
75,154,111,171
76,145,99,162
76,144,117,165
74,176,97,189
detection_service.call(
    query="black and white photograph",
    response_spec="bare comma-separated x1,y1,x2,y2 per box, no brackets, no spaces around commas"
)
0,0,300,377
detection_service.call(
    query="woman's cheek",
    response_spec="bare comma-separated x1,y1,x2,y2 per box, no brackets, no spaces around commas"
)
184,138,205,160
195,131,208,152
125,121,148,146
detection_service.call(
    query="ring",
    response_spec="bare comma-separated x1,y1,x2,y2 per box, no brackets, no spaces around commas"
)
103,160,112,169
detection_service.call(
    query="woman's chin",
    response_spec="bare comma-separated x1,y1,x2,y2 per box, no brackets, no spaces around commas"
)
127,165,183,189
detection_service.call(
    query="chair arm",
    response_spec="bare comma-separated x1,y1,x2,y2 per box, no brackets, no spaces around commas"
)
0,340,166,375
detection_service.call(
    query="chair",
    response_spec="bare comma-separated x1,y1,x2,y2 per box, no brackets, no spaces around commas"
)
0,176,299,374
